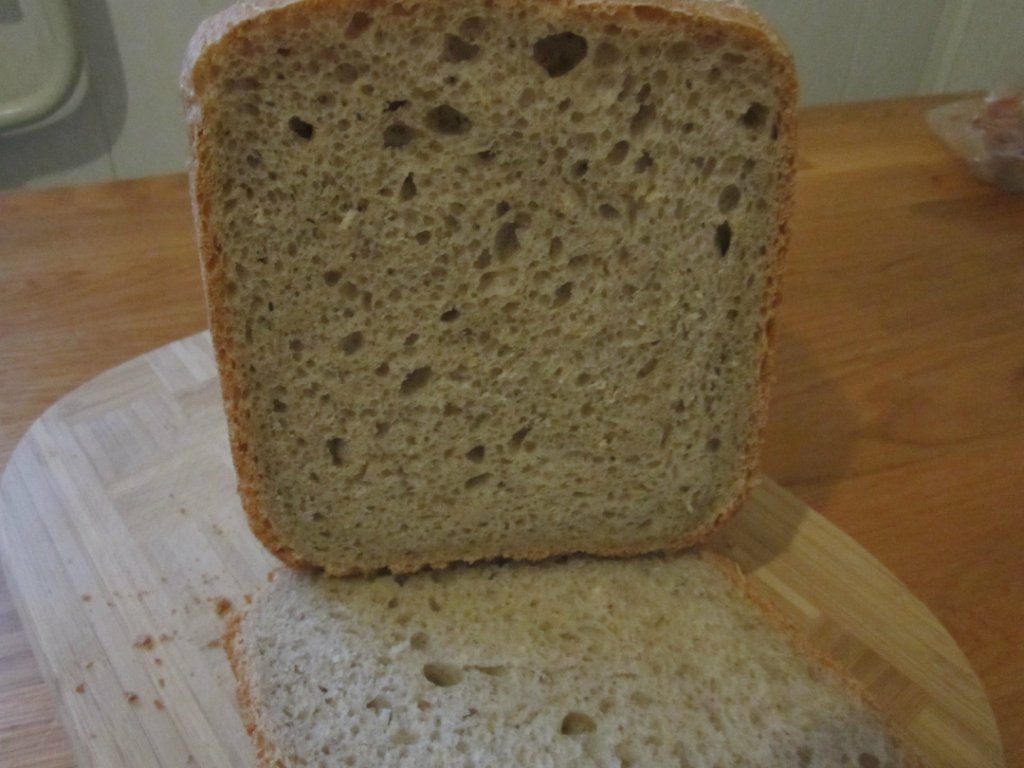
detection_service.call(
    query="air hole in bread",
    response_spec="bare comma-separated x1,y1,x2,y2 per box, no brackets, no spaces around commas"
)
560,711,597,735
636,83,652,102
637,358,658,379
346,11,372,38
383,122,417,147
410,632,428,650
706,437,721,453
399,365,432,394
607,140,629,164
630,103,656,136
533,32,588,77
287,116,314,140
326,437,346,467
510,426,531,447
495,222,519,257
322,269,342,286
440,307,460,322
571,159,589,177
858,754,881,768
496,200,511,217
741,102,769,129
718,184,741,213
634,151,654,173
553,281,573,306
458,15,485,37
598,204,620,220
466,445,486,462
366,695,391,711
272,398,287,413
593,40,620,67
335,62,359,83
465,472,492,488
715,222,732,256
667,40,692,61
442,34,479,62
425,104,472,134
391,729,417,745
423,662,463,687
339,331,364,354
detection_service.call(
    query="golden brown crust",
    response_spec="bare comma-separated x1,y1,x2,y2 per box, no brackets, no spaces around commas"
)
183,0,797,574
224,609,287,768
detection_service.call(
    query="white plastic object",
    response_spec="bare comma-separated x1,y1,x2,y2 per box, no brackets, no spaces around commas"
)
0,1,81,133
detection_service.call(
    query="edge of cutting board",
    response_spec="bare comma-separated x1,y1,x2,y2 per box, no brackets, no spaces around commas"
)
0,332,1006,768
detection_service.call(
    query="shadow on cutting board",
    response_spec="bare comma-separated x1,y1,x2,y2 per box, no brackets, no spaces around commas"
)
710,327,857,571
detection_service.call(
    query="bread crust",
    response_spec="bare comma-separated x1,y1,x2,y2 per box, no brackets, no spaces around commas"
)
182,0,797,575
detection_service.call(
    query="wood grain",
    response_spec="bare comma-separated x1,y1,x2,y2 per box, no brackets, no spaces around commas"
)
0,96,1021,766
0,333,1004,768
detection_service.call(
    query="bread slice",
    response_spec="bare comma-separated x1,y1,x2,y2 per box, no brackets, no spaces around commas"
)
183,0,797,574
226,553,923,767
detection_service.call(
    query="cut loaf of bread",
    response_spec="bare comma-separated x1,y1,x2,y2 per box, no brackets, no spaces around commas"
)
227,553,923,767
183,0,796,574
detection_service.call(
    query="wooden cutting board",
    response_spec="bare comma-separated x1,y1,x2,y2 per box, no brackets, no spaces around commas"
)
0,333,1004,768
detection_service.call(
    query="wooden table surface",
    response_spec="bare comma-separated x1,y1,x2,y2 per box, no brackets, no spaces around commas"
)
1,95,1021,767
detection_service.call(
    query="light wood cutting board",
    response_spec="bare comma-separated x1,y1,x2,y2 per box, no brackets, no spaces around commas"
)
0,333,1004,768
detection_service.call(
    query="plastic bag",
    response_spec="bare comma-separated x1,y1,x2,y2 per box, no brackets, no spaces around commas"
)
927,61,1024,193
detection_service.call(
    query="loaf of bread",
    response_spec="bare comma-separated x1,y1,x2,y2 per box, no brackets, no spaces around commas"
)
227,553,922,768
183,0,797,574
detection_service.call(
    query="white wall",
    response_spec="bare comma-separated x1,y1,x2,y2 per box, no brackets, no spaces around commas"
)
0,0,1020,190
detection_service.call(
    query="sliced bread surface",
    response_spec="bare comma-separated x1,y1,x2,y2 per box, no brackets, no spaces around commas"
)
227,553,922,767
183,0,797,574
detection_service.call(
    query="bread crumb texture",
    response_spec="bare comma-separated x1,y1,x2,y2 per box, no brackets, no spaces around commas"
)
234,556,915,767
189,0,794,573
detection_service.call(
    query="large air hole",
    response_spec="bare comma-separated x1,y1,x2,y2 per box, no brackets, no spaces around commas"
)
715,222,732,256
442,34,479,62
440,307,460,322
495,222,520,258
400,173,417,200
718,184,741,213
400,366,433,394
606,140,629,164
634,152,654,173
288,116,314,140
465,473,492,488
637,358,658,379
741,102,769,129
510,426,531,447
346,11,372,38
366,695,391,711
384,123,417,147
533,32,588,77
423,663,462,687
553,282,573,306
630,103,656,136
560,712,597,735
425,104,472,134
466,445,486,462
326,437,346,466
340,331,364,354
